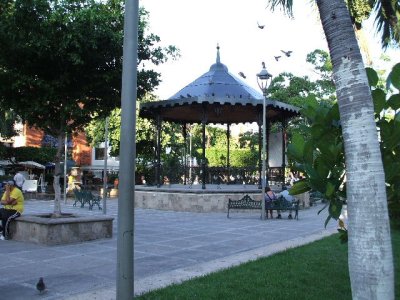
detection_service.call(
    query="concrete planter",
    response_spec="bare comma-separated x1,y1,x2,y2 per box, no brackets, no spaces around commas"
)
10,213,114,246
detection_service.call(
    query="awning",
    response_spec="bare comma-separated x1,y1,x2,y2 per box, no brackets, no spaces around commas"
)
18,161,45,170
0,160,12,167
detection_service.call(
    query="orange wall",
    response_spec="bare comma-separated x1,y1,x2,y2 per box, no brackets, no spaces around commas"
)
72,131,92,166
24,126,44,147
22,125,92,166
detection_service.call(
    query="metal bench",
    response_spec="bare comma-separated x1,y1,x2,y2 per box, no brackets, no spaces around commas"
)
72,189,85,208
268,197,300,220
82,190,102,210
227,194,261,218
73,189,102,210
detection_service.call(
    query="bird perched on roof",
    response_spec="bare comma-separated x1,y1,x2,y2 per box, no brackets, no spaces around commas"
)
238,72,246,79
257,22,265,29
36,277,46,294
280,50,293,57
274,56,281,61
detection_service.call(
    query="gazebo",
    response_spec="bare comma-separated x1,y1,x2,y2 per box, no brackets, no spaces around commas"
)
139,45,299,189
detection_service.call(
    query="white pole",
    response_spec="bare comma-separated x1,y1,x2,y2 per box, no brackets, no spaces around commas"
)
117,0,138,298
261,94,266,220
189,132,192,182
257,63,272,220
64,133,67,204
102,117,109,214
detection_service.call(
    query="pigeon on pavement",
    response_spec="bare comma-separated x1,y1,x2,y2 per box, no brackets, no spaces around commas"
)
36,277,46,294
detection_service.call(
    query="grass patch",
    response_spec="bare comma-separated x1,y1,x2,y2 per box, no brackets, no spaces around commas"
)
136,230,400,300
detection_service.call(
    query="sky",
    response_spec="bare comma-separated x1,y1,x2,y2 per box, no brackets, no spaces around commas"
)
142,0,399,100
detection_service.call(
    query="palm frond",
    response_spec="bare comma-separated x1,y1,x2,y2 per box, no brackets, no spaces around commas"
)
266,0,294,18
373,0,400,48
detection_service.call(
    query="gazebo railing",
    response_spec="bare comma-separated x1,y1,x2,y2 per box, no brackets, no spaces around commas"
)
159,165,285,187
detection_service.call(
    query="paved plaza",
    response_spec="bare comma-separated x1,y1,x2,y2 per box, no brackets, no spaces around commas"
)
0,197,337,299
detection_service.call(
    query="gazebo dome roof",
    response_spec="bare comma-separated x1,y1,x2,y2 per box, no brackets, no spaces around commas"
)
168,45,262,101
139,45,299,125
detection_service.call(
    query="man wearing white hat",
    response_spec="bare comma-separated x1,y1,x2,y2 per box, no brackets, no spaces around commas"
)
0,180,24,240
13,171,25,190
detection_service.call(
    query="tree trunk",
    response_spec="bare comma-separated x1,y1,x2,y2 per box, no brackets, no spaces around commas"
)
354,27,372,66
316,0,394,299
52,133,64,217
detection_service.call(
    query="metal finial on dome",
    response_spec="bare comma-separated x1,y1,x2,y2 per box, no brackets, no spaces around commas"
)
216,44,220,64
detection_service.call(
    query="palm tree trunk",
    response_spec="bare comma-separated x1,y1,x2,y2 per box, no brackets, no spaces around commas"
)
354,27,373,66
316,0,394,298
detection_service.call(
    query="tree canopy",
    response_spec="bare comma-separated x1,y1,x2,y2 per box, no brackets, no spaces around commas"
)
268,49,336,107
0,0,179,214
0,0,178,138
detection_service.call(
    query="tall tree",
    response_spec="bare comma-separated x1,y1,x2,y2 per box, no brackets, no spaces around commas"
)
0,0,178,216
0,109,19,140
267,0,394,298
268,49,336,107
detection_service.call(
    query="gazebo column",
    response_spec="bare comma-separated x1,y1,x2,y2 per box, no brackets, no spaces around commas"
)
226,123,230,181
200,104,209,189
201,119,206,189
257,113,262,189
182,124,187,185
281,117,287,186
266,117,270,186
155,115,162,188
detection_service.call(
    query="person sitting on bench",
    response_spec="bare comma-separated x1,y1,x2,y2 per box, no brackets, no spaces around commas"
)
265,187,277,219
0,180,24,240
276,186,295,219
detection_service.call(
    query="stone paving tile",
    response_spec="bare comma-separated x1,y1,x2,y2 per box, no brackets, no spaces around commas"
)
1,198,336,299
134,255,194,278
12,248,68,261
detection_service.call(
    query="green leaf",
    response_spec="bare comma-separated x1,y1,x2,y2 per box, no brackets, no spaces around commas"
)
289,180,311,195
310,124,325,140
337,228,348,243
287,132,305,161
371,89,387,114
324,215,332,228
328,102,340,122
328,200,342,220
387,63,400,90
309,177,327,193
318,202,329,215
314,106,330,125
387,94,400,110
300,105,317,121
385,163,400,181
366,67,379,87
303,140,314,165
315,157,330,178
325,181,335,198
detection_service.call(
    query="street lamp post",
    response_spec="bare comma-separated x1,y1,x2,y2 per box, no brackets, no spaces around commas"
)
189,131,192,183
257,62,272,221
63,133,68,204
102,116,109,215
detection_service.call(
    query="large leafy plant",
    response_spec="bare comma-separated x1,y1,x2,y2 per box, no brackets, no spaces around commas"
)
368,63,400,219
287,99,346,227
287,63,400,230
